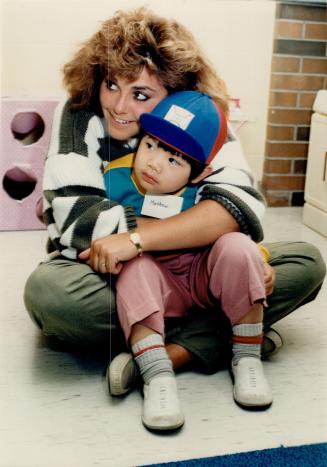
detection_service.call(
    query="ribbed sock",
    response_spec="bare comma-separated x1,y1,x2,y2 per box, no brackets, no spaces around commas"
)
232,323,263,364
131,334,173,385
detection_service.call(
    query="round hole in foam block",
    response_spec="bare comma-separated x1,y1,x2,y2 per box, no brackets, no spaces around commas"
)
2,167,37,200
11,112,45,145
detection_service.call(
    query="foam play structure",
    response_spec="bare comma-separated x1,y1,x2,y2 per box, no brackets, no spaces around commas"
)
1,98,58,230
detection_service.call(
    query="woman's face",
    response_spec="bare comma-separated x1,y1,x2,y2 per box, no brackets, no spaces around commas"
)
100,68,168,140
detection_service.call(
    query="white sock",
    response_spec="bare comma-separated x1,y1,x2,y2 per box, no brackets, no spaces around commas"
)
132,334,173,385
232,323,263,364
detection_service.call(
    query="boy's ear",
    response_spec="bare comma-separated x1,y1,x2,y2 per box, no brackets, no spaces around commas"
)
190,165,213,184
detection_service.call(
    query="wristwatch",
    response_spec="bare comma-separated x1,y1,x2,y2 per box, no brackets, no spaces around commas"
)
129,231,143,256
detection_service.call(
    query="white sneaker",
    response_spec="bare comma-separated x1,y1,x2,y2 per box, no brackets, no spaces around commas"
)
232,357,273,409
142,375,185,431
107,352,138,396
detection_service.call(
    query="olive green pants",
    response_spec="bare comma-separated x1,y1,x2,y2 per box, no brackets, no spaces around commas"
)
24,241,326,373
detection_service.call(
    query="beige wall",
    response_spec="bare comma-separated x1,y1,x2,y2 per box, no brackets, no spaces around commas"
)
1,0,276,181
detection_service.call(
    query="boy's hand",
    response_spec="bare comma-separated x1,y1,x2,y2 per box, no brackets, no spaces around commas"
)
79,232,138,274
263,262,276,296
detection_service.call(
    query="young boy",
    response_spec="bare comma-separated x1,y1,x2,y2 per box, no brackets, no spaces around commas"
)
105,91,272,432
103,91,226,222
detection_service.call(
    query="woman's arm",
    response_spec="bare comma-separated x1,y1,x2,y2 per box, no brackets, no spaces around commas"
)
79,200,238,273
138,199,238,251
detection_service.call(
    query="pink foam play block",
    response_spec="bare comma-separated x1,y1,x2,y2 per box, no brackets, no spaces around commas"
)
1,97,58,230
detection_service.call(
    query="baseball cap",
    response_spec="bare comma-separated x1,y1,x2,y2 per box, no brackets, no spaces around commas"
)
139,90,227,165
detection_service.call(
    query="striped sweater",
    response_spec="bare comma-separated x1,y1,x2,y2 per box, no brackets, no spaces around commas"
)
43,100,265,259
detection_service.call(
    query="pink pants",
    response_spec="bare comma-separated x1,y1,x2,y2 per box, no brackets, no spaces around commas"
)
116,232,266,342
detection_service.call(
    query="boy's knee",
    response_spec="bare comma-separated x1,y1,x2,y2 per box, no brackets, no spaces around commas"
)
211,232,260,265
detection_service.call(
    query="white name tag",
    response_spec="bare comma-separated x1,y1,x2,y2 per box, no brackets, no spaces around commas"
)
164,105,194,129
141,194,183,219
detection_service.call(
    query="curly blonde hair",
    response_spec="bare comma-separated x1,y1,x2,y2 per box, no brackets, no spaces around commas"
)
63,7,229,115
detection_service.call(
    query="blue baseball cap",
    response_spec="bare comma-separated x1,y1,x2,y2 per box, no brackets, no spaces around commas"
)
139,90,227,165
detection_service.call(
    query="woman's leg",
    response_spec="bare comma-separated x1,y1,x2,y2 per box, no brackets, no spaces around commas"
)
23,257,124,350
24,242,326,378
263,241,326,329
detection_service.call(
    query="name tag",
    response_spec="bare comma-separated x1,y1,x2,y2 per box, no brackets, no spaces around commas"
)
141,194,183,219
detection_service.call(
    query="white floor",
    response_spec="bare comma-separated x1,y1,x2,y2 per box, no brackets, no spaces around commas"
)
1,207,326,467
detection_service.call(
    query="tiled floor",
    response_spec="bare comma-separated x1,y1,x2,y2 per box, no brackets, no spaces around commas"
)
1,207,326,467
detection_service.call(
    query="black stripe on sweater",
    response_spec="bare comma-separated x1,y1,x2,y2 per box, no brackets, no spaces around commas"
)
72,200,120,250
46,234,63,253
43,185,106,205
43,207,55,227
200,185,264,242
58,102,94,156
62,196,119,234
201,182,266,204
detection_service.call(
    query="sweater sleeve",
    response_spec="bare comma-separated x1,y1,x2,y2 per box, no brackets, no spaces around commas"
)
196,125,266,242
43,100,137,259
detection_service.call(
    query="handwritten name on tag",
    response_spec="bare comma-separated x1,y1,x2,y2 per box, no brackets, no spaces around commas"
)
141,194,183,219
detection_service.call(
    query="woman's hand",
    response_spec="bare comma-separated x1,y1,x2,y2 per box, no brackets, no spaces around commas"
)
78,232,138,274
263,262,276,296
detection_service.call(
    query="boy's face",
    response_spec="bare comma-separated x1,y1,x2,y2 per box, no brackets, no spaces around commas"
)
133,135,192,194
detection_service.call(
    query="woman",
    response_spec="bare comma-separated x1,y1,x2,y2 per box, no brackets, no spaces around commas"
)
24,6,325,407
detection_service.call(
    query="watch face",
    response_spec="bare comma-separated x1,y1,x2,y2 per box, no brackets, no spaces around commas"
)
131,233,141,243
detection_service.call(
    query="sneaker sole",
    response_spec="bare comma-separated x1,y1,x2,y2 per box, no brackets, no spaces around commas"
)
233,393,273,411
142,416,185,432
